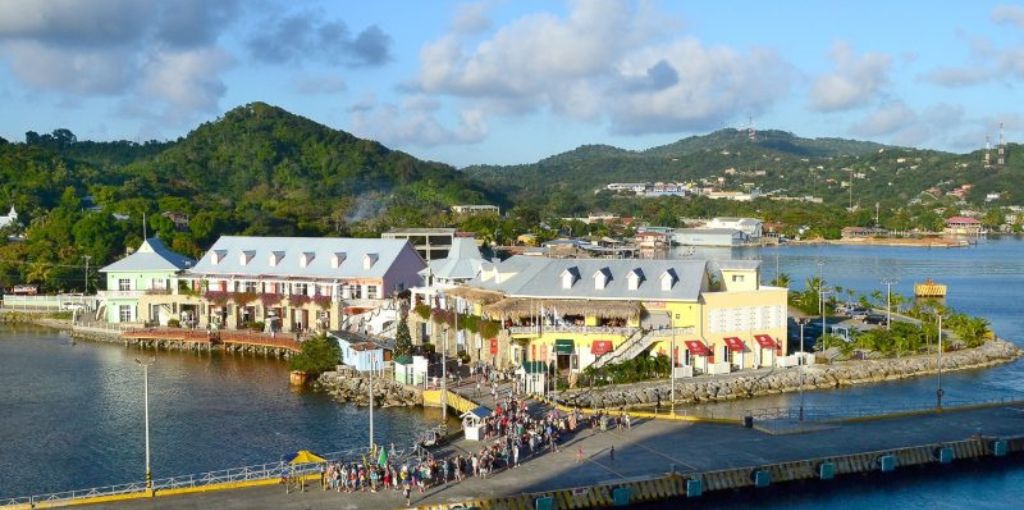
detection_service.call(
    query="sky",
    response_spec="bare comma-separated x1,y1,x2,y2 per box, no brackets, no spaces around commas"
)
1,0,1023,167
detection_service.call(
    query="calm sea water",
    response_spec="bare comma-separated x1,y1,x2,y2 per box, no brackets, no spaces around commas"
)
2,237,1022,506
671,235,1024,509
0,329,447,498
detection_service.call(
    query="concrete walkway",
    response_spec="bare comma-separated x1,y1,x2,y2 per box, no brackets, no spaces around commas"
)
85,404,1024,509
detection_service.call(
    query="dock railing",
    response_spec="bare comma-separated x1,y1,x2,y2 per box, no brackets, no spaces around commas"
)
0,444,419,509
748,396,1024,423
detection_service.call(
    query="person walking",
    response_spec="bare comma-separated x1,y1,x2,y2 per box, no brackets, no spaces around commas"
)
609,445,615,463
576,446,584,464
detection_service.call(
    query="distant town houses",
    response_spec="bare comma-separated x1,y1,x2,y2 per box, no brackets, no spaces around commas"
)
450,204,500,216
944,216,984,236
603,181,762,201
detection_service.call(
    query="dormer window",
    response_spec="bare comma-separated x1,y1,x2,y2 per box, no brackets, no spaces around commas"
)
593,268,610,290
560,267,579,289
269,251,285,267
212,250,227,265
627,268,643,290
239,250,255,266
660,269,677,291
363,253,379,270
331,252,347,268
300,252,315,268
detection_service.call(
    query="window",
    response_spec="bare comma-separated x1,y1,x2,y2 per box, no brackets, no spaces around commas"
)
293,283,308,296
350,285,362,299
732,275,745,282
118,305,132,322
118,279,131,291
244,281,258,293
366,285,379,299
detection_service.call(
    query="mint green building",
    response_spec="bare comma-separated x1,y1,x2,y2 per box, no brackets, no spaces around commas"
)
98,238,193,324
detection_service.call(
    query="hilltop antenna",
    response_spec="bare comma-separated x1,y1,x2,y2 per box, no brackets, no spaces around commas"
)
143,212,147,239
997,122,1006,166
747,116,757,142
984,135,992,167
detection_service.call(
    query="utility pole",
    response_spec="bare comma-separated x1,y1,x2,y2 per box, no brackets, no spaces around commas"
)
83,255,92,294
669,312,676,416
135,357,155,492
441,297,451,425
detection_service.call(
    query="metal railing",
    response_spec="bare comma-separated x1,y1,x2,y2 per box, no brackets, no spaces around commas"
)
748,396,1024,423
507,325,639,336
1,444,421,508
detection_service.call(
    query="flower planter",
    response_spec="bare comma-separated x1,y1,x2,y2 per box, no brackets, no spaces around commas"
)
289,370,309,386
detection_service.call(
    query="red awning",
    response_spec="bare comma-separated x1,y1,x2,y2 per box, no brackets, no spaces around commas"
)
684,340,711,356
591,340,614,356
723,337,746,352
754,334,777,348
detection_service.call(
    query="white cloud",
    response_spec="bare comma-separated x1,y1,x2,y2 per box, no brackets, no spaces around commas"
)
293,75,347,95
850,101,917,137
451,1,494,34
992,5,1024,28
809,41,891,112
413,0,787,137
850,102,968,147
141,47,233,114
350,95,488,147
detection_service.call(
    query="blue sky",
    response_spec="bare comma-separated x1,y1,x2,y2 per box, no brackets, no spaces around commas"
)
1,1,1023,167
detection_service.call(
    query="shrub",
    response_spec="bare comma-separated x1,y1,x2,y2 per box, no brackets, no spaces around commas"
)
250,321,265,332
167,319,181,328
288,334,341,376
479,320,501,339
414,303,431,320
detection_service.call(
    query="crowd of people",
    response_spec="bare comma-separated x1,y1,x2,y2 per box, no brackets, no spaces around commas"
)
306,382,633,505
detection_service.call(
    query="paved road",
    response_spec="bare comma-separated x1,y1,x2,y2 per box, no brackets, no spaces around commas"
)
87,404,1024,509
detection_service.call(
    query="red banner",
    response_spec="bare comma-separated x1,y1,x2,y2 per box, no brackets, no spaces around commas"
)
489,338,498,355
591,340,614,356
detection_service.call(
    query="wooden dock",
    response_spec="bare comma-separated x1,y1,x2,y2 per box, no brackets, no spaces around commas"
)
121,328,301,356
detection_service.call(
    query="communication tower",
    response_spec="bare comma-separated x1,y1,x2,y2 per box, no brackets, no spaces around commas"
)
984,135,992,167
997,122,1006,166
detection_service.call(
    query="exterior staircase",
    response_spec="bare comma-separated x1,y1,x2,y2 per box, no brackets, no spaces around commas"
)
590,327,695,369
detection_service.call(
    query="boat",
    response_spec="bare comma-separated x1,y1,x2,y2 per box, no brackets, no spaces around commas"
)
914,279,947,298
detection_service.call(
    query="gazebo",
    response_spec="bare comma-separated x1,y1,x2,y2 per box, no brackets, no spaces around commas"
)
516,361,548,395
461,406,492,441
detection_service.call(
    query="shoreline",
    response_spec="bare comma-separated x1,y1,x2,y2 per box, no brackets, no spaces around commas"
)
556,339,1023,411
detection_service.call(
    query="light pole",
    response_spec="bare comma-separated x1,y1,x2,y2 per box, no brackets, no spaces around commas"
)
668,312,676,416
135,357,155,492
881,278,898,331
798,319,807,421
936,311,944,410
369,358,375,450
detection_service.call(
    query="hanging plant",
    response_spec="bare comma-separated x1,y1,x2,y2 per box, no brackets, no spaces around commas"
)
312,294,333,309
233,291,259,305
463,314,480,334
260,293,283,307
431,307,450,324
203,291,230,306
414,303,431,320
480,319,501,339
289,294,312,307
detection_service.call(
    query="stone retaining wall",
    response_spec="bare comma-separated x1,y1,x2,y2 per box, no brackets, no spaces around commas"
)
557,340,1022,409
315,367,421,407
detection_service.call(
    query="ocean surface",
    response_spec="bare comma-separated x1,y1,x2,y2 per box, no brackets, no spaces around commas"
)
1,236,1022,506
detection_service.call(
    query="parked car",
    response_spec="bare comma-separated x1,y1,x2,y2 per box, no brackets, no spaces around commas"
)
864,313,887,325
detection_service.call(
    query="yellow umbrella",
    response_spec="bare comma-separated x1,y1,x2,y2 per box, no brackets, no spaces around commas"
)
285,450,327,465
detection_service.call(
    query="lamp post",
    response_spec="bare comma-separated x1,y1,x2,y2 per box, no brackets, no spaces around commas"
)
83,255,91,294
135,357,155,492
798,319,807,421
668,311,676,416
369,358,375,449
881,278,898,331
936,311,944,410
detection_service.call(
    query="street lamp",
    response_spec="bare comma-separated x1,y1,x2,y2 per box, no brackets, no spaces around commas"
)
667,311,676,416
881,278,898,331
936,311,944,410
798,319,807,421
135,357,155,492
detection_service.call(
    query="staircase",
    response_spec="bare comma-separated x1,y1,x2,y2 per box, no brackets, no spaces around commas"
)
590,327,695,369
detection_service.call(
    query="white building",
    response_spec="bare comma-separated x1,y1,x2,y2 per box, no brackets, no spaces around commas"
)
0,206,19,229
672,228,747,247
704,217,763,239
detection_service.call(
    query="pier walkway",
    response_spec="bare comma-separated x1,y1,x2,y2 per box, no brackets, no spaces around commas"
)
62,403,1024,510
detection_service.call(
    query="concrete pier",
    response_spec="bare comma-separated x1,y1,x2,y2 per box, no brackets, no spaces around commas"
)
52,403,1024,510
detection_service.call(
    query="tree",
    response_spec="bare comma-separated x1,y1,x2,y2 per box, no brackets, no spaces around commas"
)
288,334,341,376
395,314,413,358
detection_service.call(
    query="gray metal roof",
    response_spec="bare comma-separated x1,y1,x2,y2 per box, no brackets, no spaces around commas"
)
673,228,743,235
186,236,417,279
423,238,485,281
715,259,761,271
468,256,708,301
100,237,194,273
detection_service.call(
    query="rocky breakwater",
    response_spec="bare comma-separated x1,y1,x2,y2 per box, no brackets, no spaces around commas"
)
315,366,421,407
557,339,1023,409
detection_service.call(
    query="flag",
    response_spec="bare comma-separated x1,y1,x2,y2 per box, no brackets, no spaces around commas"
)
378,445,388,467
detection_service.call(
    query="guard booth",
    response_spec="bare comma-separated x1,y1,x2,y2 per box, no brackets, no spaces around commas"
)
517,361,548,395
461,406,492,441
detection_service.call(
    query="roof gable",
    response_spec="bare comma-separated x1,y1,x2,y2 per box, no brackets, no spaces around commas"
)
100,237,194,273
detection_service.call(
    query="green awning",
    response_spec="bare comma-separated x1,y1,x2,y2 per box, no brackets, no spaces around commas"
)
554,339,575,355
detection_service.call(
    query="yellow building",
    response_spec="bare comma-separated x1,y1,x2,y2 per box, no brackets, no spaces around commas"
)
437,256,787,375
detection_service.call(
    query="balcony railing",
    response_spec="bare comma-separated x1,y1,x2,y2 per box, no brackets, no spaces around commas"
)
508,325,639,336
97,290,145,299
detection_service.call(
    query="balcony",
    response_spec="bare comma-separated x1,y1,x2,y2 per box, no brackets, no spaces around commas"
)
97,290,145,299
508,325,640,337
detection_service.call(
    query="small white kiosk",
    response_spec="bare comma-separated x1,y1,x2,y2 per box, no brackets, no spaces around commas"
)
460,406,492,441
516,361,548,395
